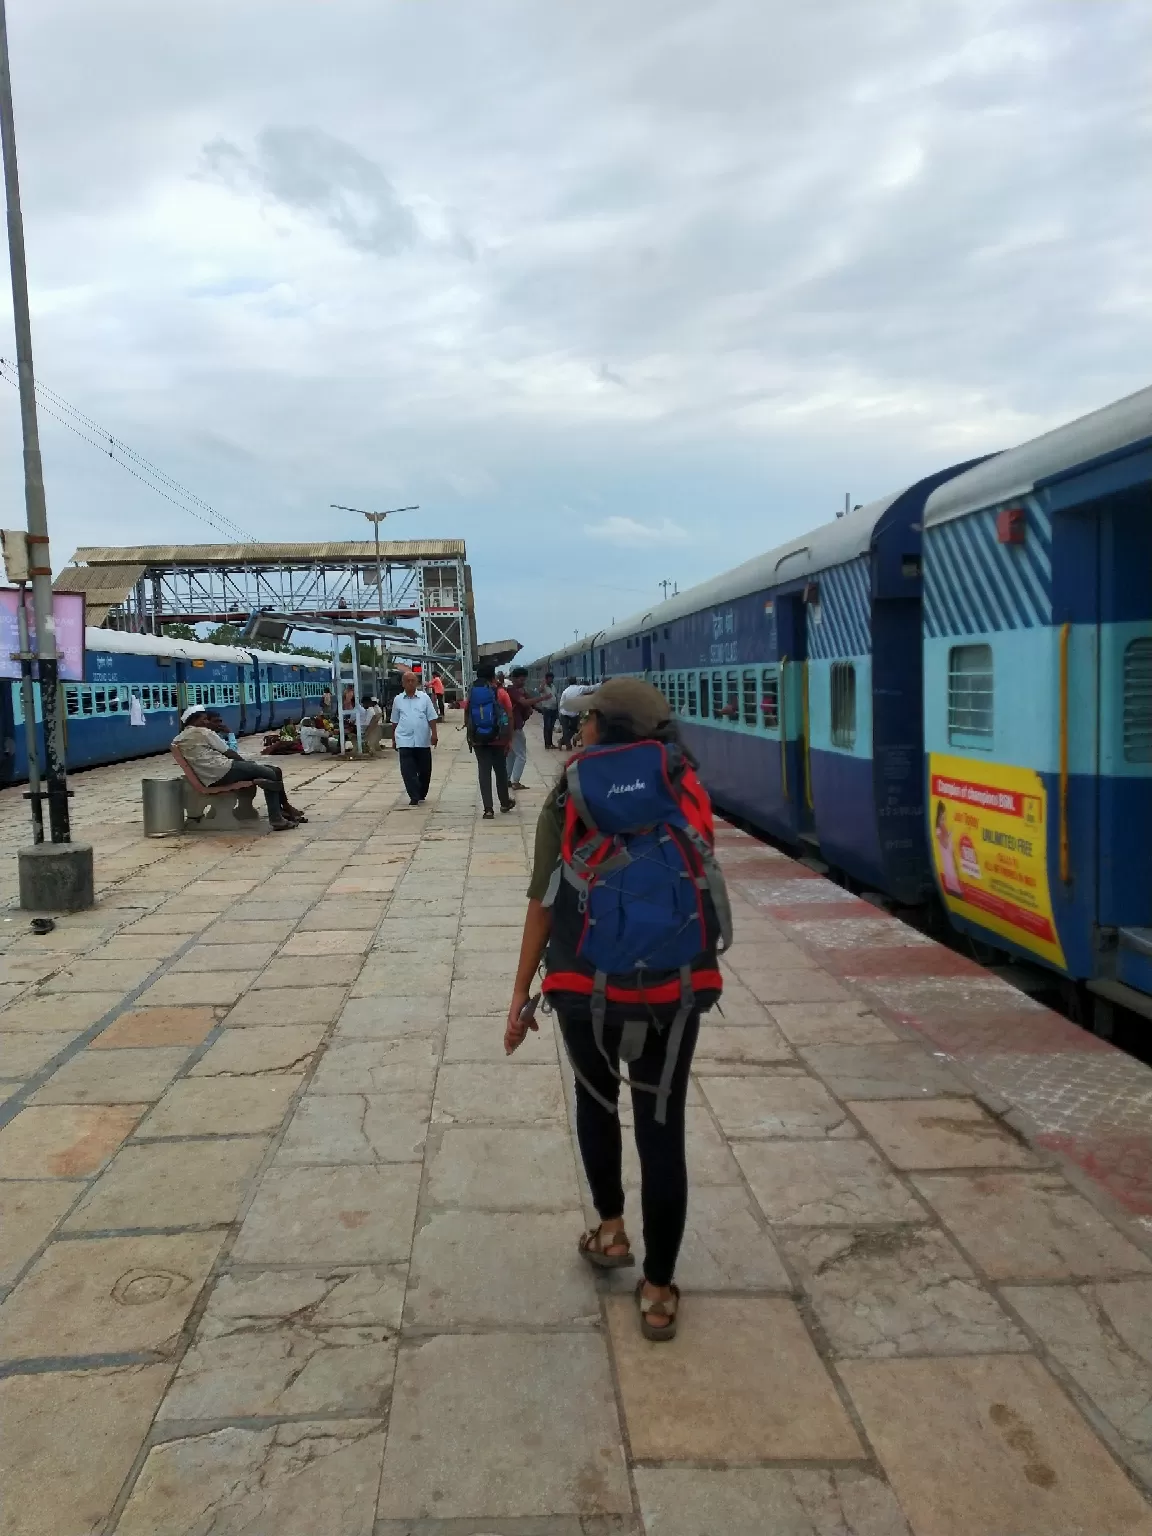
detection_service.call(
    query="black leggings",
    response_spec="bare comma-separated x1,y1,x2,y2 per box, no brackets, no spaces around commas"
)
558,1009,700,1287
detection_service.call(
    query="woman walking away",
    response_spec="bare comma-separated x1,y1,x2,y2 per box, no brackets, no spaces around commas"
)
506,678,731,1340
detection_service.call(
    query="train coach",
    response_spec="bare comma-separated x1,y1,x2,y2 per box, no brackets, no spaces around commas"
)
0,628,331,784
527,384,1152,1023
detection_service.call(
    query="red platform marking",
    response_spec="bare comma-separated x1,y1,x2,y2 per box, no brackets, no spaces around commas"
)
833,945,985,979
1037,1133,1152,1217
765,900,878,922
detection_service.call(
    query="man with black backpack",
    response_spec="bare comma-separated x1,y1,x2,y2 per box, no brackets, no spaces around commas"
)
465,662,516,819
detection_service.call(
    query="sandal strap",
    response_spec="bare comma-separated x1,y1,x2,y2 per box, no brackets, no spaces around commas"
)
580,1226,630,1255
637,1283,680,1318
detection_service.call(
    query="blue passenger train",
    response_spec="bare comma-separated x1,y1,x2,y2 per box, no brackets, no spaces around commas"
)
0,628,331,784
527,387,1152,1023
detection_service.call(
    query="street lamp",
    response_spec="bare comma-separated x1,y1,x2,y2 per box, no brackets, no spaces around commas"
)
330,503,418,686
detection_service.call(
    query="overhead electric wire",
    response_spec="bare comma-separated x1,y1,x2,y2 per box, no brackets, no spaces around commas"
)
0,358,257,543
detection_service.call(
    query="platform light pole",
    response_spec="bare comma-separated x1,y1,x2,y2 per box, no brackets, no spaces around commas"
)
330,503,417,686
0,0,92,908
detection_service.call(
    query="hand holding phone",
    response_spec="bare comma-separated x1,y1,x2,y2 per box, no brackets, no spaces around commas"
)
505,993,540,1055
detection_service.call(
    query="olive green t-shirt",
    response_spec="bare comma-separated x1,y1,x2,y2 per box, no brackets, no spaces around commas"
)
526,786,564,902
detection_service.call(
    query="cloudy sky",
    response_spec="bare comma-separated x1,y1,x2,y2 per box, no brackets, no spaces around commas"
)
2,0,1150,658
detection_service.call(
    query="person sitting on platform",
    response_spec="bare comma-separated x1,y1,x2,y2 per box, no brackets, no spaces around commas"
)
173,706,306,830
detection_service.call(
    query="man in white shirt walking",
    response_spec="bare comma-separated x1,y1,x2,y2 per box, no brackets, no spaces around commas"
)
390,671,439,805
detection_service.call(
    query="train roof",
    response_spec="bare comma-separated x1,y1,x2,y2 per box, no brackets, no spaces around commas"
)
85,629,331,670
582,489,904,653
924,384,1152,527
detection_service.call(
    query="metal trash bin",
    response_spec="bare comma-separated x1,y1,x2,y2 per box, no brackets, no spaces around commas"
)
142,777,186,838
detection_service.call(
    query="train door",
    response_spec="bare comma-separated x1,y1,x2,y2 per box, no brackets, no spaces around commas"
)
1095,493,1152,995
777,594,814,840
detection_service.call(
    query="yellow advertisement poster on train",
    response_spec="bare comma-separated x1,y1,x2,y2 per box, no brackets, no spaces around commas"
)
928,754,1066,970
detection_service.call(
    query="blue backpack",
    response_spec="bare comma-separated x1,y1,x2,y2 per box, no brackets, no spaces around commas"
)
468,684,507,744
542,741,732,1121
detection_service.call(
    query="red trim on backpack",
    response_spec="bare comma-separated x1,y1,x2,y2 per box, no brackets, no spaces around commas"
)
542,969,724,1002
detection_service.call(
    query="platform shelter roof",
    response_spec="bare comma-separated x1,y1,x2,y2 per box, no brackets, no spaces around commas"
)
69,541,466,566
54,563,146,627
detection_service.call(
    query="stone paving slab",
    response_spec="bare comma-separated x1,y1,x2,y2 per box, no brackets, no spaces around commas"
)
377,1333,631,1521
607,1295,864,1463
0,1364,175,1536
840,1354,1152,1536
117,1419,387,1536
0,735,1149,1533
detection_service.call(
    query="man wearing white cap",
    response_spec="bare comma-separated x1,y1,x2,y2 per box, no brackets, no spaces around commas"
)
173,706,302,830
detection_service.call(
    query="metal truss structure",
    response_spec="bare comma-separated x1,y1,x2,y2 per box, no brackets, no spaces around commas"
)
59,541,478,692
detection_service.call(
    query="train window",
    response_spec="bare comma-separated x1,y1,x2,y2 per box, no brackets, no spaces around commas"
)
93,688,106,712
1123,638,1152,762
724,671,738,720
687,674,698,716
948,644,993,745
65,686,81,717
712,674,725,718
831,662,856,749
677,674,687,714
760,668,779,729
82,690,93,716
699,673,709,718
741,670,758,726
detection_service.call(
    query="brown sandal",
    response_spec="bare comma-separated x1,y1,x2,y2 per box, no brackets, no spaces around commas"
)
635,1279,680,1341
578,1225,635,1270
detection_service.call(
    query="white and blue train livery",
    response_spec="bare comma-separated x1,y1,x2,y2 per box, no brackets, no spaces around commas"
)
528,385,1152,1022
0,628,331,783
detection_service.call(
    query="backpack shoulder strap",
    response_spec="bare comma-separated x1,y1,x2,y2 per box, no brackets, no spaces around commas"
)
676,763,715,844
563,758,601,834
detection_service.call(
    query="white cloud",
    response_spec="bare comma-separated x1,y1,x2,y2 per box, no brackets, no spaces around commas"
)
584,516,692,547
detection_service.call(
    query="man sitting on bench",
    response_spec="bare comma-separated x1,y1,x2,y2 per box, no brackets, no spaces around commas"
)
173,706,305,830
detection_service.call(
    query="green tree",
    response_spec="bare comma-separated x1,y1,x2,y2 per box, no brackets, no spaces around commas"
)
162,623,197,640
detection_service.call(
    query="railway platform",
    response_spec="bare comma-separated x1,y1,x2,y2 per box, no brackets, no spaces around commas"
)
1,724,1151,1535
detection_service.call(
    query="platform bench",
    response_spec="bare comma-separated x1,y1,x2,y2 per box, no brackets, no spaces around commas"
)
170,744,264,832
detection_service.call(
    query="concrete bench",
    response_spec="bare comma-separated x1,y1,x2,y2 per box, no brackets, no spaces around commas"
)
170,744,263,832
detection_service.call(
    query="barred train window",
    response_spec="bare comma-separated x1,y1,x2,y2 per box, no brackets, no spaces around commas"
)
676,674,687,714
760,668,780,729
1124,638,1152,763
688,673,699,717
699,673,710,718
831,662,857,749
741,670,757,726
711,673,724,717
726,670,739,718
948,644,993,746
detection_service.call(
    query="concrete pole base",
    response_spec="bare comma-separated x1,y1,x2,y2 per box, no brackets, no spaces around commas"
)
18,842,95,913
